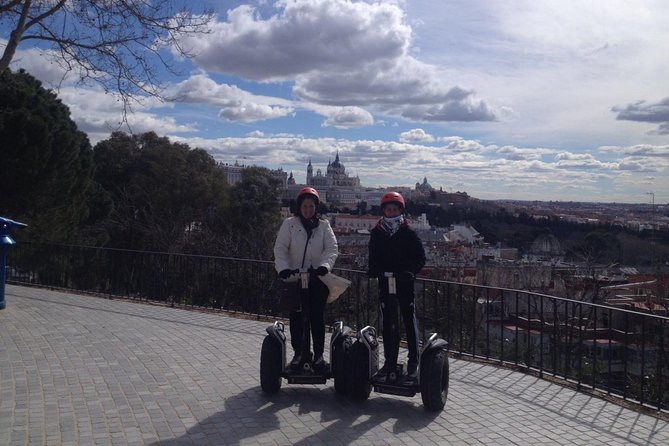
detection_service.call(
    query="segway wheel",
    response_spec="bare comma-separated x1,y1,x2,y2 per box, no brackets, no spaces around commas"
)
332,335,353,395
260,335,283,393
348,341,372,400
420,348,449,411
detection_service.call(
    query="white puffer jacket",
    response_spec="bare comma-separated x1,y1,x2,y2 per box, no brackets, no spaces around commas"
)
273,216,338,278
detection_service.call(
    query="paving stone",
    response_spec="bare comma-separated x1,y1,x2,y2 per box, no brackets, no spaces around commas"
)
2,284,669,446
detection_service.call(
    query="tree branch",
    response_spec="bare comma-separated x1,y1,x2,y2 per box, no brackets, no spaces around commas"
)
0,0,24,14
1,0,214,123
24,0,66,29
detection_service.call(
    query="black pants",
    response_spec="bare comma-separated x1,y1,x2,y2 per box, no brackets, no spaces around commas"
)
379,278,419,367
289,277,328,359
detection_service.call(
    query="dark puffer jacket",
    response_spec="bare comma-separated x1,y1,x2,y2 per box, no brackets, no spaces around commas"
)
368,219,426,277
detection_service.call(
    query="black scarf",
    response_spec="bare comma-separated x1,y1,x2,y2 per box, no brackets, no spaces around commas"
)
300,215,320,239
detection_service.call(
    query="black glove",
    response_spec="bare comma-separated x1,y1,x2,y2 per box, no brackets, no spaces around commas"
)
366,270,379,278
315,266,328,276
279,269,292,280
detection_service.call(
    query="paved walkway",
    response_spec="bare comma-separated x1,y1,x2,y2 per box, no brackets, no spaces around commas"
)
1,285,668,445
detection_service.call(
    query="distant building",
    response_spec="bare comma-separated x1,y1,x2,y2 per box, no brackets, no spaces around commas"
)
331,214,379,233
282,152,363,207
448,224,483,245
219,161,288,187
332,212,431,233
525,233,565,263
415,177,435,195
218,161,244,185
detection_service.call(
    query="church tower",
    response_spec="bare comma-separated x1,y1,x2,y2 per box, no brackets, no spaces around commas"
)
307,159,313,185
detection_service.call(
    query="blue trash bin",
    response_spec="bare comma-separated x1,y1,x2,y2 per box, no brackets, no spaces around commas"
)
1,216,27,310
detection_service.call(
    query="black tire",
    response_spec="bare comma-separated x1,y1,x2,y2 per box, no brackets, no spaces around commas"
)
332,335,353,395
260,335,283,393
420,348,449,411
348,341,372,400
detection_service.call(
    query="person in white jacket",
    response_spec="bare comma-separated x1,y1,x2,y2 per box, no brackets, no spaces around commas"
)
274,187,338,371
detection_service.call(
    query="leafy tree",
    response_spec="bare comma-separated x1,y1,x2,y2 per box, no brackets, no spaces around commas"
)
0,1,213,117
0,68,94,242
223,167,282,259
92,131,229,252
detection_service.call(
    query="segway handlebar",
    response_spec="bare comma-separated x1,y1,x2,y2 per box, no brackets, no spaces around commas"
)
383,272,397,295
285,268,313,289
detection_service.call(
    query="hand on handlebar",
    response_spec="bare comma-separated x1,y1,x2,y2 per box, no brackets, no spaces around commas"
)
315,266,328,276
279,269,293,280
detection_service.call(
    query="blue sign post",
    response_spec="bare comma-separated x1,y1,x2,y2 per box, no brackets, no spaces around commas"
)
1,216,27,310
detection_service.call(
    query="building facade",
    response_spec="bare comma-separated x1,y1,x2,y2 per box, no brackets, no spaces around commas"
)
282,152,364,208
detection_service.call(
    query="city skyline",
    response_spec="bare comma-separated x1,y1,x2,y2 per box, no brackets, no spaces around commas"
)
2,1,668,204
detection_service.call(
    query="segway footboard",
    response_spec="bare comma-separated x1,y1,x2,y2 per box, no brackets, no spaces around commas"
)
287,369,328,384
372,362,420,397
373,379,419,397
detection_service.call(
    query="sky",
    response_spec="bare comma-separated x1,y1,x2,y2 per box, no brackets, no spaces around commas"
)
3,0,669,204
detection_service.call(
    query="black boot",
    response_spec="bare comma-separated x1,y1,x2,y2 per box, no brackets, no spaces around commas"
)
374,362,395,381
289,352,302,370
406,362,418,381
313,355,328,372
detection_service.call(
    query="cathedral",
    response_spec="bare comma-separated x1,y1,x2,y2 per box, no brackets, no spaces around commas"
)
284,152,363,208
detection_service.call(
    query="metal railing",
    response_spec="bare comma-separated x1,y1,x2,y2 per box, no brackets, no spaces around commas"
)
7,241,668,412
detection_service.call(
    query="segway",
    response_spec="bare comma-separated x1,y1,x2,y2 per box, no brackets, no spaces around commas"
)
348,272,450,411
260,269,354,393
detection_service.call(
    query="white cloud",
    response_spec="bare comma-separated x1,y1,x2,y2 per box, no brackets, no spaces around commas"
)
303,103,374,128
399,128,434,143
613,98,669,135
321,107,374,129
170,74,295,122
58,87,195,144
5,41,194,143
6,42,92,87
554,151,619,170
218,102,294,122
5,2,669,203
617,160,647,171
171,74,375,126
163,132,667,202
496,146,555,161
406,1,669,148
182,1,411,80
177,0,497,123
438,136,489,153
597,144,669,158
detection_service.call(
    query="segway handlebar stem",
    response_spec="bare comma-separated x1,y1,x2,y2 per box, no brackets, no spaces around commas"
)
383,272,397,295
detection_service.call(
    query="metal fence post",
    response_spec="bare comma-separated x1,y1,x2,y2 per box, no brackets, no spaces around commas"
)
0,216,27,310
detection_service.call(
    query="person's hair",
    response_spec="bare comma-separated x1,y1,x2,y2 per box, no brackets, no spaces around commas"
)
294,195,319,217
294,187,320,217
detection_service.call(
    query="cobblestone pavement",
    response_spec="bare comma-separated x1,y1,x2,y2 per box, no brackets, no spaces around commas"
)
2,285,668,445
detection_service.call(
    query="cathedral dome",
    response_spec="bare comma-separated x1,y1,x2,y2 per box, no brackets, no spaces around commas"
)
331,152,343,168
416,177,433,193
529,233,564,256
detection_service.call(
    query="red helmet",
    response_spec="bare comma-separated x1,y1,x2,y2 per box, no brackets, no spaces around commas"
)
297,187,320,206
380,191,405,210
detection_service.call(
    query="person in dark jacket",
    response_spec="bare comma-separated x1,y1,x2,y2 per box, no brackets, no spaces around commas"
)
368,191,426,380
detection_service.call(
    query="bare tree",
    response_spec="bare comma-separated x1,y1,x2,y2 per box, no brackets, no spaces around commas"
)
0,0,213,118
